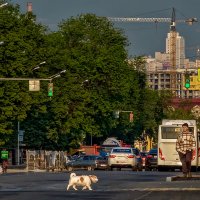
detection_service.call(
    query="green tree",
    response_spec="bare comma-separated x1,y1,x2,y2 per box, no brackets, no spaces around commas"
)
0,2,48,146
43,14,130,148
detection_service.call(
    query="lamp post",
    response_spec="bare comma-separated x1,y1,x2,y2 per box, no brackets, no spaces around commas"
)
49,70,66,80
0,68,66,164
0,3,8,8
32,61,46,71
47,70,66,97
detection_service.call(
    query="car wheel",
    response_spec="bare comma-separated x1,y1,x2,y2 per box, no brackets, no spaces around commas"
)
109,167,113,171
145,167,150,171
67,166,73,172
132,167,136,171
138,164,143,171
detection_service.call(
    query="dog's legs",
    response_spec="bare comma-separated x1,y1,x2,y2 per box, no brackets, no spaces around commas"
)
86,185,93,191
67,184,71,191
82,186,87,190
73,185,78,190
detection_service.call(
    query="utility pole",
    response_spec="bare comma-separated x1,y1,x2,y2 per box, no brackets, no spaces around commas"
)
17,121,20,165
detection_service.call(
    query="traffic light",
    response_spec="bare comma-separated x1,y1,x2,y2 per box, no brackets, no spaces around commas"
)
113,110,120,118
48,83,53,97
184,73,190,89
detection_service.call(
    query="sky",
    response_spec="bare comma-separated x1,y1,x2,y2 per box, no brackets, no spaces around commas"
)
10,0,200,59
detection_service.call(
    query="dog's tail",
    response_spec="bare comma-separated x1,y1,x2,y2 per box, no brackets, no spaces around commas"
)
70,172,76,178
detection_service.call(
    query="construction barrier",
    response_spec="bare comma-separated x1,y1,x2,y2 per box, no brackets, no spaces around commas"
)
26,150,67,171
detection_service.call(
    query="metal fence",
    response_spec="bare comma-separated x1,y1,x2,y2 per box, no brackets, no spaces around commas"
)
26,150,67,171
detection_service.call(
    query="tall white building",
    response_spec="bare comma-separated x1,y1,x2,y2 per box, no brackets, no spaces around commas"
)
166,32,185,69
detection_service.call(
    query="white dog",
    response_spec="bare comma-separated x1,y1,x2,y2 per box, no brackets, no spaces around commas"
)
67,172,98,191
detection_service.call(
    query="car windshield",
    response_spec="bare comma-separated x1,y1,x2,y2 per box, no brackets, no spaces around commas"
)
112,148,132,153
149,149,157,154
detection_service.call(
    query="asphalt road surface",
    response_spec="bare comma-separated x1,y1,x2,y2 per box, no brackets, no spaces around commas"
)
1,170,200,200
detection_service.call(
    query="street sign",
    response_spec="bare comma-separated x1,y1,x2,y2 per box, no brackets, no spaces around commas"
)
29,80,40,91
18,130,24,142
1,150,8,159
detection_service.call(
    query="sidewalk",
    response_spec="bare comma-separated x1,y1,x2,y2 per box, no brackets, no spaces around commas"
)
166,174,200,182
6,165,64,173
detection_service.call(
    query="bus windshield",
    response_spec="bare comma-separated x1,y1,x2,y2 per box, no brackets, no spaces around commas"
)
161,126,194,139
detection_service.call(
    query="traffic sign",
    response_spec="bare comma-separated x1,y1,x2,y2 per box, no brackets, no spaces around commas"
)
1,150,8,159
29,80,40,91
18,130,24,142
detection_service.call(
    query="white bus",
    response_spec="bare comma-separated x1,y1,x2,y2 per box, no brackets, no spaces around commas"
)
157,119,200,171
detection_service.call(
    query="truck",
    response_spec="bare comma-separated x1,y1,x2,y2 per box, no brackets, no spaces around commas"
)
157,119,200,171
74,137,131,157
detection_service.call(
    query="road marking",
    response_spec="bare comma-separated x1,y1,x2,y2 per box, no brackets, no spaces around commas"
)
134,191,152,200
1,187,200,192
123,188,200,191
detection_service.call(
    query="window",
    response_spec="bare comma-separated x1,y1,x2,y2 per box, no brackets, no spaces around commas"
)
83,156,90,160
161,126,194,139
112,148,132,153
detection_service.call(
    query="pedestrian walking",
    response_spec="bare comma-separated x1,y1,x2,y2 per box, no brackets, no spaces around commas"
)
176,123,196,178
0,165,3,174
2,159,8,173
1,149,9,174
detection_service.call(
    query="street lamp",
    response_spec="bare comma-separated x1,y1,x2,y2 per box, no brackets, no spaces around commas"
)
32,61,46,71
47,70,66,97
0,3,8,8
49,70,66,80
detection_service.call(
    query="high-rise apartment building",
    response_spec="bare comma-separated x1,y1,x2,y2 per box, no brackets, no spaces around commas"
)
166,32,185,69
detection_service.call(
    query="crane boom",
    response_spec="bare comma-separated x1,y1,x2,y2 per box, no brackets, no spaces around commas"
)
108,17,186,23
108,17,197,24
108,8,197,94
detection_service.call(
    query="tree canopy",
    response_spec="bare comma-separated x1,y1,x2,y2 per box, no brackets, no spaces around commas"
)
0,1,173,150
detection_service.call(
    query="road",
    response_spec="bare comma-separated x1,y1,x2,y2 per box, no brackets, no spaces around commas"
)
1,170,200,200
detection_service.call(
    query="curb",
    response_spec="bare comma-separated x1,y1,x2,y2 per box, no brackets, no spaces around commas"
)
166,175,200,182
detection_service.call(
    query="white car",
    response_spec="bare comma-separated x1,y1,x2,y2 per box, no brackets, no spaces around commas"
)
108,147,137,171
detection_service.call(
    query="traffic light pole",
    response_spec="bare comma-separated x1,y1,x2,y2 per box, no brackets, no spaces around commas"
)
0,78,52,81
113,110,134,122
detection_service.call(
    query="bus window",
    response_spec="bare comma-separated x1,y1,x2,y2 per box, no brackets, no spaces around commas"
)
161,127,194,139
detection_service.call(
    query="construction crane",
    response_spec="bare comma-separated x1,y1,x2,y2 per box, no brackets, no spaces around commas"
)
108,8,197,93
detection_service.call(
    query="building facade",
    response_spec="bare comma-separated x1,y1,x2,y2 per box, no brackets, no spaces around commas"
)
166,32,185,69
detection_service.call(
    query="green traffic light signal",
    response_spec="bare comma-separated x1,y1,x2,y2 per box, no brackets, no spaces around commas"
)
185,72,190,89
185,80,190,89
184,73,190,89
48,83,53,97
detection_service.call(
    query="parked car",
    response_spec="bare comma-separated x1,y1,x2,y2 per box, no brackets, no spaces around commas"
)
132,148,143,171
145,148,158,170
65,155,108,171
108,147,137,171
140,151,148,168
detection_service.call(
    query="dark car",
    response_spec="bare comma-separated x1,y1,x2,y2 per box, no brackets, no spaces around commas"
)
132,148,143,171
145,148,158,170
65,155,108,171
